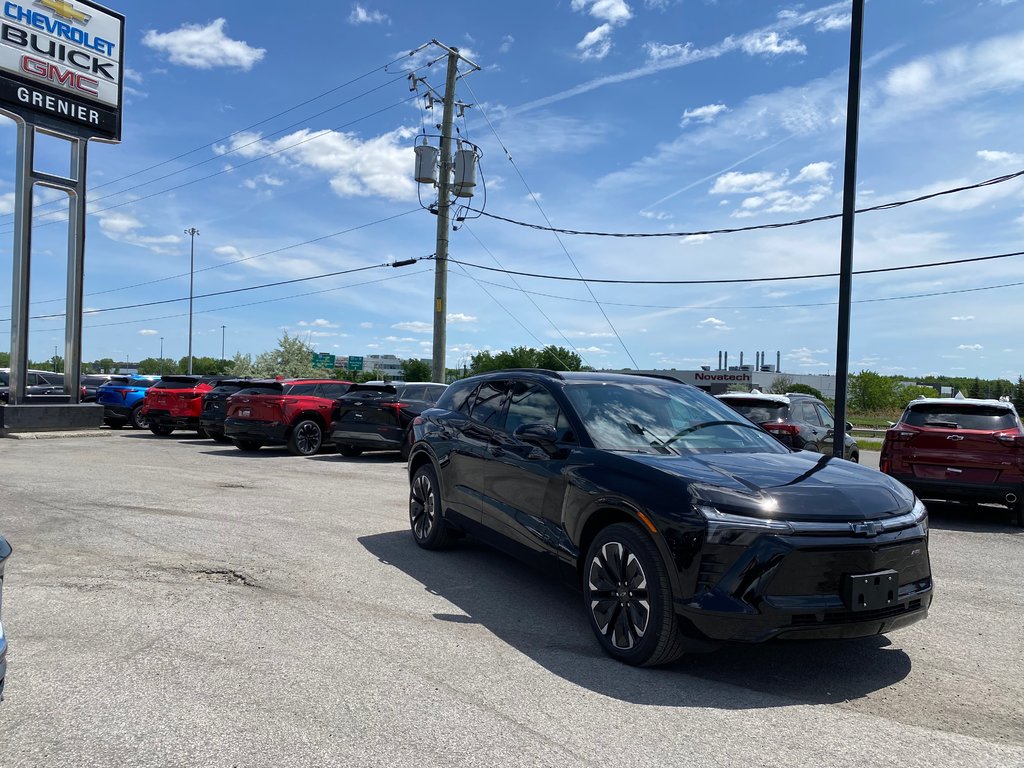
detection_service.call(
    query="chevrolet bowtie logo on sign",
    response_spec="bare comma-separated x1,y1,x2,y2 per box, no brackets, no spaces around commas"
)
34,0,91,24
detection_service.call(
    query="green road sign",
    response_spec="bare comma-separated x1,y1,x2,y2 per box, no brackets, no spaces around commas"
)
311,353,336,369
347,356,364,371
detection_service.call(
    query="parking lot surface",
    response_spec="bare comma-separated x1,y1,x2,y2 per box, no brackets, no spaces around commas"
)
0,434,1021,767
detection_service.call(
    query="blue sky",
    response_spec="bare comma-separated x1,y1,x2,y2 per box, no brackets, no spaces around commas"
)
2,0,1024,380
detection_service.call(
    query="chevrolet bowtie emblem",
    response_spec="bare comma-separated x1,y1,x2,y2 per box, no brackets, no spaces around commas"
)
35,0,91,24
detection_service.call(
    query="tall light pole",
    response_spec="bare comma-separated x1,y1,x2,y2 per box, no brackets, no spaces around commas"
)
159,336,164,375
221,324,226,362
184,227,199,375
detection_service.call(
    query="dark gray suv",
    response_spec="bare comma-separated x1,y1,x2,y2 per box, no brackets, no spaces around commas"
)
716,391,859,462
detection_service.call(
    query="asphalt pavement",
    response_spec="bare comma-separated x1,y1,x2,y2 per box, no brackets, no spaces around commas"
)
0,434,1020,767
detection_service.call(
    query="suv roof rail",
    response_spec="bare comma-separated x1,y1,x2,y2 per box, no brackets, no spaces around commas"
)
491,368,566,379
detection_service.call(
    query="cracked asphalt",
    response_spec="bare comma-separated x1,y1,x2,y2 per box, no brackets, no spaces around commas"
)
0,433,1021,767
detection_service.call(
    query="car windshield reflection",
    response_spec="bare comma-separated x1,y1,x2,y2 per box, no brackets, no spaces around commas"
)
563,382,787,455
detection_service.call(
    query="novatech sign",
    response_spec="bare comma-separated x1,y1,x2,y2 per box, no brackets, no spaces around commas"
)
0,0,123,141
694,372,751,382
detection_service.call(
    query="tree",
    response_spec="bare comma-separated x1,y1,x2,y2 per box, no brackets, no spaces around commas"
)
401,358,432,382
252,333,317,377
848,370,899,412
226,352,254,377
94,357,116,374
1013,376,1024,414
536,345,583,371
968,377,982,399
786,383,824,399
0,352,8,367
769,375,794,394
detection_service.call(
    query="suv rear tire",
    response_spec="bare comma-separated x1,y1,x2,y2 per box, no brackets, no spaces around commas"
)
409,463,454,550
288,419,323,456
130,405,148,430
583,523,686,667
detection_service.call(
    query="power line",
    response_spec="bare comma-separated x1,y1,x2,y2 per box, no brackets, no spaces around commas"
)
445,249,1024,285
0,209,421,310
0,95,420,237
462,169,1024,238
1,49,437,226
0,258,431,322
452,271,1024,310
460,77,640,368
463,224,590,366
8,270,431,336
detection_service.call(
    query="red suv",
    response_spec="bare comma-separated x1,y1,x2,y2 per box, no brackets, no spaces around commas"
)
223,379,352,456
143,375,227,437
880,397,1024,526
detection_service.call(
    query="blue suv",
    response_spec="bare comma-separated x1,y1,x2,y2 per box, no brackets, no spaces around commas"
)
97,375,161,429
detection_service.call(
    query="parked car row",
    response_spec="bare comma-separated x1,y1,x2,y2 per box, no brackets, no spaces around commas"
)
87,370,1023,667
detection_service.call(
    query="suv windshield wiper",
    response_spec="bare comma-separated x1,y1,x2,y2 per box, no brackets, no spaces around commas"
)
626,423,680,455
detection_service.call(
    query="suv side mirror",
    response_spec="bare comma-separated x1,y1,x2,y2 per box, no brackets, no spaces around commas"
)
514,423,559,453
845,421,854,431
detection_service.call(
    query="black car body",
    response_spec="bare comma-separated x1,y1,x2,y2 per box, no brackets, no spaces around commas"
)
717,391,860,462
408,370,931,666
0,369,67,403
200,378,269,443
0,535,10,701
330,381,447,458
80,374,116,402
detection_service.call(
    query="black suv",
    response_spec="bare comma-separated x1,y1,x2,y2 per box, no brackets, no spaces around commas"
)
408,370,930,666
0,369,66,403
716,390,859,462
331,382,447,459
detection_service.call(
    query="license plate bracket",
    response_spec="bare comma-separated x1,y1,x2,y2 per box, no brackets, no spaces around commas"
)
842,569,899,612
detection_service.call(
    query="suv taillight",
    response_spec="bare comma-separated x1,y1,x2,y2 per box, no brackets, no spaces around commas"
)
384,402,408,413
763,422,799,436
885,425,919,442
113,387,131,401
996,432,1024,447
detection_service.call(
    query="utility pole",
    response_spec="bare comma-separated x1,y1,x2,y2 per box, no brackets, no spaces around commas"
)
159,336,164,375
430,48,461,385
184,227,199,375
221,325,226,362
832,0,864,458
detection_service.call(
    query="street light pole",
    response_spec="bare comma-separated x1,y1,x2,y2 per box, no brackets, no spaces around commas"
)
184,227,199,375
159,336,164,375
221,324,226,361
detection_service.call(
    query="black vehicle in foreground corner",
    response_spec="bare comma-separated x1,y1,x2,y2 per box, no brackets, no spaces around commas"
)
0,535,10,701
331,381,447,459
408,370,932,666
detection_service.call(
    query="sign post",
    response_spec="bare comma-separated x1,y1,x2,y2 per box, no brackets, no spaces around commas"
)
0,0,124,430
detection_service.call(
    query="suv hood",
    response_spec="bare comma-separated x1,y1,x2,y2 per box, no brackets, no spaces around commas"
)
627,450,913,522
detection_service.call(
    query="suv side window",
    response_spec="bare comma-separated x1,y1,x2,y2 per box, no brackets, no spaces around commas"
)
469,380,509,427
799,401,822,426
438,380,475,414
288,383,319,396
814,403,834,429
401,385,425,401
316,383,350,399
505,381,564,435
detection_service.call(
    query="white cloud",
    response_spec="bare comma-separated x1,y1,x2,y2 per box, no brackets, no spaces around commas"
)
393,321,432,333
792,161,833,184
349,4,389,24
957,344,984,351
579,346,608,354
681,103,727,126
499,35,515,53
242,174,284,190
577,24,614,60
138,329,159,336
814,13,851,32
298,319,339,328
214,126,418,201
97,212,182,254
698,317,732,330
950,315,975,321
711,171,786,194
739,31,806,57
447,313,477,323
572,0,633,24
977,149,1024,164
142,19,265,71
680,234,711,244
360,322,374,329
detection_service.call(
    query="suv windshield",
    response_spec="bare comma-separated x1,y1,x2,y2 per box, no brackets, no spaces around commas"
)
904,404,1018,431
564,381,786,455
234,385,283,396
154,380,201,390
720,398,790,423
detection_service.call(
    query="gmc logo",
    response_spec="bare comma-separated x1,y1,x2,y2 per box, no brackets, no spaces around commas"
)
21,54,98,96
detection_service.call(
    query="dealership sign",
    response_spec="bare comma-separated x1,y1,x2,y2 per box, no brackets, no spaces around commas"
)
0,0,123,141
